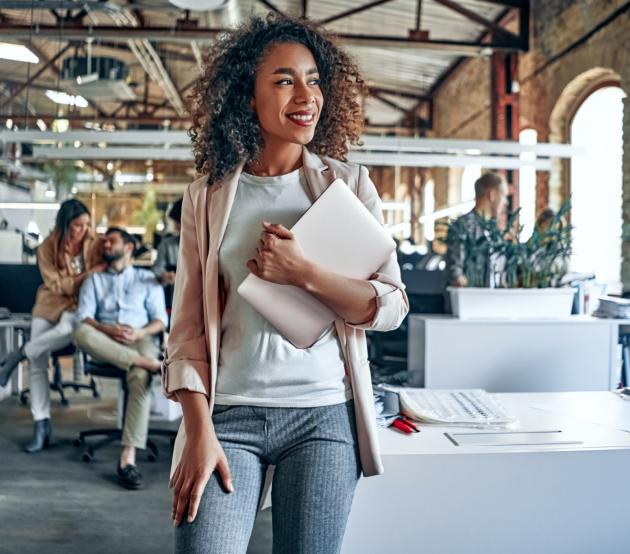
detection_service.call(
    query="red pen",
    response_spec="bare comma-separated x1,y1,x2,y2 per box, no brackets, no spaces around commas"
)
391,418,415,434
399,415,420,432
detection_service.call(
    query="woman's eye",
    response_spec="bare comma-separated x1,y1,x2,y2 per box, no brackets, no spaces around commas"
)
276,79,292,85
310,79,321,85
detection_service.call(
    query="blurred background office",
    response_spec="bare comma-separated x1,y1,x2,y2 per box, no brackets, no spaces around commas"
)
0,1,628,553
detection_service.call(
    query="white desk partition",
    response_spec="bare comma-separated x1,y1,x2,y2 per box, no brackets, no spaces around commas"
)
343,392,630,554
408,315,627,392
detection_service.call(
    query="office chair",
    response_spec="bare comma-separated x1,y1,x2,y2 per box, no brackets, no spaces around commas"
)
1,264,98,405
19,344,99,406
74,358,177,463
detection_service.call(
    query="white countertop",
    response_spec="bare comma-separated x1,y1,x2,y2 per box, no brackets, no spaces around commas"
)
409,314,630,325
377,391,630,456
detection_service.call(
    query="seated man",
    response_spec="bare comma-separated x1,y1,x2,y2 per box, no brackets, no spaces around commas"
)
74,227,168,490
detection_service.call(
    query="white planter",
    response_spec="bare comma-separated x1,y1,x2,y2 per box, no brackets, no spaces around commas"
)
448,287,575,320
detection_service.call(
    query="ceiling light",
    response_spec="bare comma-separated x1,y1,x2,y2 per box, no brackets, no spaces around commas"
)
52,119,70,133
168,0,228,11
36,119,47,131
0,42,39,64
76,72,99,85
5,119,13,130
45,89,89,108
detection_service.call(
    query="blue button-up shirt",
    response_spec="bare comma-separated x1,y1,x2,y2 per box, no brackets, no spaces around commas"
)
77,265,168,329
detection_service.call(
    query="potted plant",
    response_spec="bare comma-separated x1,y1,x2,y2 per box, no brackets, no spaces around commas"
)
446,199,575,319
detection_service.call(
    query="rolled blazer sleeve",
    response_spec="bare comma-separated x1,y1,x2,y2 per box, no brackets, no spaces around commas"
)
346,165,409,332
161,185,210,400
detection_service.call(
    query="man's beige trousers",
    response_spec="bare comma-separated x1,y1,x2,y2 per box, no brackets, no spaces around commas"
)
74,323,159,449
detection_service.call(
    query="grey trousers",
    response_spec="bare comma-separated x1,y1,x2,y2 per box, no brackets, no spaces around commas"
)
175,401,361,554
73,323,158,449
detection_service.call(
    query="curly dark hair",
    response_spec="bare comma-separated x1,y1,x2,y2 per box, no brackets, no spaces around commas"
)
188,13,367,185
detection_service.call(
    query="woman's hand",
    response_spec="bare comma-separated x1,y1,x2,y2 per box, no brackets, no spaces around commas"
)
246,221,309,286
170,426,233,527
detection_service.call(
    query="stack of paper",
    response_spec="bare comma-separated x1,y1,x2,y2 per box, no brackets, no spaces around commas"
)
594,296,630,319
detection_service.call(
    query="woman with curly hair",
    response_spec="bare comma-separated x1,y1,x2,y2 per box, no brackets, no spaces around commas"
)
164,13,408,553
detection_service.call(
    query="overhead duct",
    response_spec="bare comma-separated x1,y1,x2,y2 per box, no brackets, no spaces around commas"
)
61,56,136,101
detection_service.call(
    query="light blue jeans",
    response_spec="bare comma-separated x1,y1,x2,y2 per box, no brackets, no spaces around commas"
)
175,400,361,554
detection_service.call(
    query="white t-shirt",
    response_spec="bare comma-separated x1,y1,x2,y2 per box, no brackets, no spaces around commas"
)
214,168,351,407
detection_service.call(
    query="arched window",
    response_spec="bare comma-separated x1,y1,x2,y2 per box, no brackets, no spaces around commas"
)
570,86,625,294
519,128,537,241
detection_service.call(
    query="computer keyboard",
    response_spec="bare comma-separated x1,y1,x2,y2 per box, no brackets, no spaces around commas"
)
397,388,516,426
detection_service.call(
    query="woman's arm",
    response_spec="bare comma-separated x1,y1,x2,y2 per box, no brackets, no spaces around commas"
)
247,165,409,330
162,185,210,400
170,391,233,527
250,222,377,325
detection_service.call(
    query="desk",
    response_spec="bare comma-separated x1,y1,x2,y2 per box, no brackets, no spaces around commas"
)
0,315,31,401
343,392,630,554
408,315,628,392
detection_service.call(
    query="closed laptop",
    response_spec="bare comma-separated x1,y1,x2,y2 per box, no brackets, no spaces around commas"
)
237,179,396,348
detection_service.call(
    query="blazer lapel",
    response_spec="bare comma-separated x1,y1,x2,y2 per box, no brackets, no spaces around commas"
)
301,146,336,201
207,163,244,254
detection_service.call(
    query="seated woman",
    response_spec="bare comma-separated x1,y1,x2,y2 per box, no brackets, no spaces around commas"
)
0,199,105,453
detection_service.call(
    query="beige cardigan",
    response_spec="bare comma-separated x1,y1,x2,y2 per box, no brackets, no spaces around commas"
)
162,147,409,477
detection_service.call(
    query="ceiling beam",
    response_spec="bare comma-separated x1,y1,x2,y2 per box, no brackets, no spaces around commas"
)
0,25,529,53
368,86,430,102
372,93,409,113
433,0,527,49
0,44,72,111
319,0,395,25
256,0,287,18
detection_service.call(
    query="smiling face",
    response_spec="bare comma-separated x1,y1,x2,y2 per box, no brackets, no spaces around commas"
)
67,213,90,243
251,42,324,148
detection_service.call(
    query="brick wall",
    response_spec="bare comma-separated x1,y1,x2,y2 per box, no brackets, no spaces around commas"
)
430,0,630,287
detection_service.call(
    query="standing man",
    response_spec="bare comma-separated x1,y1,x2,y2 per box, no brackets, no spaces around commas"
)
446,172,508,287
152,198,182,314
74,227,168,489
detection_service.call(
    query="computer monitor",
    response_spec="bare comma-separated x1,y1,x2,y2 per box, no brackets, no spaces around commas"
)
0,263,43,314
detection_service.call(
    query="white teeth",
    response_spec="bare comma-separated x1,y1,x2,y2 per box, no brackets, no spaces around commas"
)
288,114,313,122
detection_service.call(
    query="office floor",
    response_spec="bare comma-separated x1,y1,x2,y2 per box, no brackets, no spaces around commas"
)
0,364,272,554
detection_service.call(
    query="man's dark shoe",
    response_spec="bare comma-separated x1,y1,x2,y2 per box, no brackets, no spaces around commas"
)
117,463,144,490
24,418,51,453
0,348,26,387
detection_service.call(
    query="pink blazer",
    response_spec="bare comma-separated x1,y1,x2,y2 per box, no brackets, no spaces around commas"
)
163,147,409,477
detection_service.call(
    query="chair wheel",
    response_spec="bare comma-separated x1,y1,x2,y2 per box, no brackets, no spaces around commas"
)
82,450,93,463
73,385,80,392
93,390,100,399
19,394,28,406
61,398,69,406
73,437,84,447
147,452,157,463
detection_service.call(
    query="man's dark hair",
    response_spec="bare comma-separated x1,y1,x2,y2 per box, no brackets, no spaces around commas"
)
106,226,136,247
474,172,504,199
168,198,183,224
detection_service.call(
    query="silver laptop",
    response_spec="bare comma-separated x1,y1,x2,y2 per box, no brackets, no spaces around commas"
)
237,178,396,349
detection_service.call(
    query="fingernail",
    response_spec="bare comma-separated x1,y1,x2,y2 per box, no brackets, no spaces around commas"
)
262,221,270,226
188,516,194,523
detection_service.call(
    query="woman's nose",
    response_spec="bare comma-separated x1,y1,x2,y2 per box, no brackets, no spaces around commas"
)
293,82,315,104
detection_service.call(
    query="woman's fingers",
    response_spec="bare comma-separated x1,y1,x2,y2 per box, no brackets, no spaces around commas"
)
186,475,211,523
215,455,234,493
173,481,192,527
